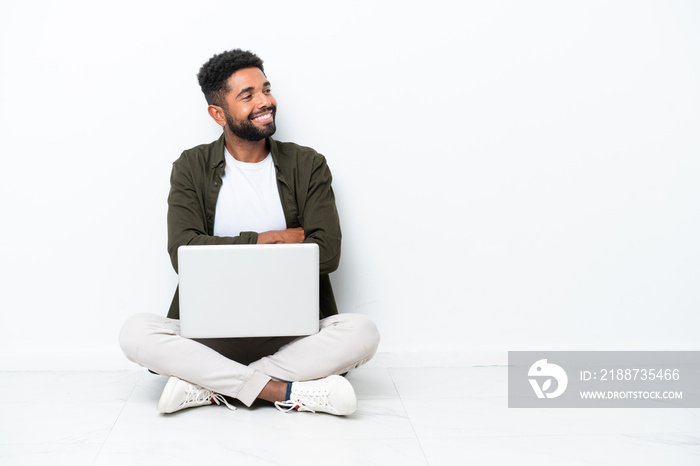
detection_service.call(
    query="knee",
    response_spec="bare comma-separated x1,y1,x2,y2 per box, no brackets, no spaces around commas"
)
118,313,166,359
342,313,381,358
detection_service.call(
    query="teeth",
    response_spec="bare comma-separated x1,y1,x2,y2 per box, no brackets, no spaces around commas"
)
253,113,272,121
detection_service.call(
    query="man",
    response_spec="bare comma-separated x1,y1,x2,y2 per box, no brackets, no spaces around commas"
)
119,49,380,416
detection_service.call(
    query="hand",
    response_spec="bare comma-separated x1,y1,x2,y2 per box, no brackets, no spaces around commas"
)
256,227,305,244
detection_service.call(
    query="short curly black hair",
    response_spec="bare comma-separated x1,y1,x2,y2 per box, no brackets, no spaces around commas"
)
197,49,265,106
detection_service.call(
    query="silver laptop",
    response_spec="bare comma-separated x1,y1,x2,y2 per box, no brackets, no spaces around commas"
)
177,243,320,338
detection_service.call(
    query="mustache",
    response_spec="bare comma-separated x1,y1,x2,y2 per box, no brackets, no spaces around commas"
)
249,106,276,119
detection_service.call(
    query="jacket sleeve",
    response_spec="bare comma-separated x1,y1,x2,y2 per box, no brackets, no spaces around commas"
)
166,156,257,273
301,154,342,274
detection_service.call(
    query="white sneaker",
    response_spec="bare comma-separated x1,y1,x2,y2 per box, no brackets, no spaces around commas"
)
157,376,236,414
275,375,357,415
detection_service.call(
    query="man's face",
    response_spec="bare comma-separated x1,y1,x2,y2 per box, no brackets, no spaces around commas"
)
221,67,277,141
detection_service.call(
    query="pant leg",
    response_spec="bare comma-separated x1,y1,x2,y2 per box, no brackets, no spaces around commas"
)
248,313,380,383
118,313,270,407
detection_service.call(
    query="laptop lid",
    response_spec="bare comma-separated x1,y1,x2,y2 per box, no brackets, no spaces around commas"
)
177,243,320,338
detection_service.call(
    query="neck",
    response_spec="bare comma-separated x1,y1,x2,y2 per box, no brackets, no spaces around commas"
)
223,131,269,163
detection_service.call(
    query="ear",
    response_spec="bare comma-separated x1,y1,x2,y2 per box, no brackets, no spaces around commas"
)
207,105,226,127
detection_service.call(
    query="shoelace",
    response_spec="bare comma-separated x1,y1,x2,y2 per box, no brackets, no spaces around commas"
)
275,398,315,413
183,385,237,411
275,399,303,413
275,390,331,413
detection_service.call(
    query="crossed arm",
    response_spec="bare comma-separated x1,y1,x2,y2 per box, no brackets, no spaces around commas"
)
166,152,340,274
257,227,305,245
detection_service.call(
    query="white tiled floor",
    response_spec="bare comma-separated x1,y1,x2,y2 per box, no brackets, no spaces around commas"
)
1,366,699,465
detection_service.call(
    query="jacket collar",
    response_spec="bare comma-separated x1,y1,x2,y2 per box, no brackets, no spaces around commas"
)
210,133,280,169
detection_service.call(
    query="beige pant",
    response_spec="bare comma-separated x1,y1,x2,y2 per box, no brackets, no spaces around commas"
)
118,313,380,407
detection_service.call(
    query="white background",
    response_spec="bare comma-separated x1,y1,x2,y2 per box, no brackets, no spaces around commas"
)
1,0,698,370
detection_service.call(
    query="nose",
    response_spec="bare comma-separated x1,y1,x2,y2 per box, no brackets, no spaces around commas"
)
256,92,272,108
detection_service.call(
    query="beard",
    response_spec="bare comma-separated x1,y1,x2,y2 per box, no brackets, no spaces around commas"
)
224,106,277,141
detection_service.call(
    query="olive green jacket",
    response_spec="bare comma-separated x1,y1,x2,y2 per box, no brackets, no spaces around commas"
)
166,133,341,319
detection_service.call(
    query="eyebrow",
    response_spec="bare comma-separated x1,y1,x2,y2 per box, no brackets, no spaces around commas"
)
236,81,271,99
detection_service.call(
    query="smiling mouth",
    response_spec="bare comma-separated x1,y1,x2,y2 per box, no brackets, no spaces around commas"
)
251,110,274,123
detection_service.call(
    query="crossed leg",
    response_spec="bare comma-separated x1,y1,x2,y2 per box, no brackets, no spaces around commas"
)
118,313,380,408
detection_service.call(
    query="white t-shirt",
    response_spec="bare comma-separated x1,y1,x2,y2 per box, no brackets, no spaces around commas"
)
213,149,287,237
